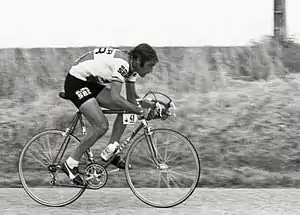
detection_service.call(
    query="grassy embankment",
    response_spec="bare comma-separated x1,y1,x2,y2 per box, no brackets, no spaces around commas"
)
1,38,300,188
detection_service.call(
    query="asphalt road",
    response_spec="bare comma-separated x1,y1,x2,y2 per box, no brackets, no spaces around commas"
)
1,188,300,215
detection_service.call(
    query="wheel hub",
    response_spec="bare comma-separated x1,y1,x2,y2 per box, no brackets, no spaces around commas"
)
48,164,58,173
158,163,168,171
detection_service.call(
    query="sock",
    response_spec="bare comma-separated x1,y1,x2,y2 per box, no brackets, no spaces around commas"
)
66,157,79,169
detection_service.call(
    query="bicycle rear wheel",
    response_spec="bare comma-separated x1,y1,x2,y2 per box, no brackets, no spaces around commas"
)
18,129,88,207
125,128,201,208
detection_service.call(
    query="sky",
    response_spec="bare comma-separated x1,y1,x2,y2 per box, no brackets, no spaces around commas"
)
0,0,298,48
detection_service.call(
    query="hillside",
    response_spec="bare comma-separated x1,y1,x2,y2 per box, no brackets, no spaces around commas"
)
1,39,300,188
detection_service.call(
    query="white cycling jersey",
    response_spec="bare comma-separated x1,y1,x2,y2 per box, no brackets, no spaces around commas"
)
69,47,138,83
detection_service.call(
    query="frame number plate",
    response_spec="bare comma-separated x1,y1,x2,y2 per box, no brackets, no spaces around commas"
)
123,114,138,124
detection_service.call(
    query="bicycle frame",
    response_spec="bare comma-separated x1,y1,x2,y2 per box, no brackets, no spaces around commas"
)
52,109,162,169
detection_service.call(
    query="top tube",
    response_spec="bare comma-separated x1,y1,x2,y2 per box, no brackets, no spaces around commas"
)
102,109,136,115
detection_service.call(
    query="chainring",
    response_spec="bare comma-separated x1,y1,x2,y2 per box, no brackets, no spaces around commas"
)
83,163,108,189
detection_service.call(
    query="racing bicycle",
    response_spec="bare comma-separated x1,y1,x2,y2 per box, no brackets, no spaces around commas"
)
18,91,201,208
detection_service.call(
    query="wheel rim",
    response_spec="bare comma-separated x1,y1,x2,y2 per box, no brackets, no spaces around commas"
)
18,129,87,207
125,128,200,208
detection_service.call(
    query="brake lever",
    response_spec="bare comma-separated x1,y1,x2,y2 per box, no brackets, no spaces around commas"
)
156,102,163,117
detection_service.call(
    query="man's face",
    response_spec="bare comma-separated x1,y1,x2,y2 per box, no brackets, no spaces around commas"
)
136,59,157,77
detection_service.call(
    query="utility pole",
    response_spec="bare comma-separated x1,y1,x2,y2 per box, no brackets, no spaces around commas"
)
274,0,287,40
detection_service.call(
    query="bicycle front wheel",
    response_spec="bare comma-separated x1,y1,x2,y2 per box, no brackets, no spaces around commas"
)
18,129,88,207
125,128,201,208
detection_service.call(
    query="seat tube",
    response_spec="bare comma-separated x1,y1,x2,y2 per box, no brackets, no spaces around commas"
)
53,112,81,164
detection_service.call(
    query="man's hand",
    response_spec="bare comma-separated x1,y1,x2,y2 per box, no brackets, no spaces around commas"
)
139,99,156,109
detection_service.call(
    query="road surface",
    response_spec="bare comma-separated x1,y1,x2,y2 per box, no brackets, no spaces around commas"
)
1,188,300,215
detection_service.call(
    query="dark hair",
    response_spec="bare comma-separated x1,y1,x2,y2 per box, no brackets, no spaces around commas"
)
129,43,159,67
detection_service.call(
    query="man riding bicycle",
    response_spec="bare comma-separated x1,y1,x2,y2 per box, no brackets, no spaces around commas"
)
61,43,159,185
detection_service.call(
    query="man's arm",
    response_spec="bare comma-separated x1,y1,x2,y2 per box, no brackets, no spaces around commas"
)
110,80,141,114
125,81,139,105
126,81,156,109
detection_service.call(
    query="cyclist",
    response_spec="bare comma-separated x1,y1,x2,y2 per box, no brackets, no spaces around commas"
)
61,43,159,185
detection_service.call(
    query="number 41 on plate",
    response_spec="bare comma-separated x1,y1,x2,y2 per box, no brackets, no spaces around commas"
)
123,114,138,125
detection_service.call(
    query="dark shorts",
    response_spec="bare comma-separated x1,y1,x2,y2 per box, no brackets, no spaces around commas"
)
64,73,106,109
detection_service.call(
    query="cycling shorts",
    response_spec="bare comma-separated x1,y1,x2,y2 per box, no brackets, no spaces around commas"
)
64,73,105,109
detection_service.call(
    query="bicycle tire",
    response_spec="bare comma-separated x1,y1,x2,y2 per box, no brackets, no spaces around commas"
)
18,129,88,207
125,128,201,208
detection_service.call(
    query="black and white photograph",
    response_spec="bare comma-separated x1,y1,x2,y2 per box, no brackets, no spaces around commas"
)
1,0,300,214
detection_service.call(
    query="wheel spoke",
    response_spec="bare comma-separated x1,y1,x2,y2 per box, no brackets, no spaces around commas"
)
162,173,171,188
168,168,196,179
164,143,169,162
157,171,161,188
34,136,53,162
163,135,171,162
136,148,157,167
168,169,197,187
168,173,182,188
46,134,53,160
164,143,182,163
165,151,176,163
27,149,49,168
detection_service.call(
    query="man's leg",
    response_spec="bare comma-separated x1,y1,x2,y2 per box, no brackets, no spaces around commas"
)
96,88,129,143
70,98,109,160
62,98,109,184
96,84,137,143
108,114,127,143
95,87,132,168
